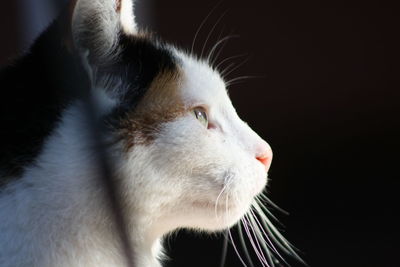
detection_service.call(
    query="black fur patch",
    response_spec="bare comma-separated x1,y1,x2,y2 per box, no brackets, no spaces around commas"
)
0,20,90,181
100,34,179,110
0,19,178,183
97,34,181,135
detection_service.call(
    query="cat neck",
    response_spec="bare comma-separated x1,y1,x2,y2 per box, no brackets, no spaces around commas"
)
0,103,165,267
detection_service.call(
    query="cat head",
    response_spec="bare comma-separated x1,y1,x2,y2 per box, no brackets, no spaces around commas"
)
70,0,272,233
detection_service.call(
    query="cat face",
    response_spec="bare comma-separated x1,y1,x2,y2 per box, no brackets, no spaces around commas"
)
72,0,272,234
121,57,272,232
157,57,272,230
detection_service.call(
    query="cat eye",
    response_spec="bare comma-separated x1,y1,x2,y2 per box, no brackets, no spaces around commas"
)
193,107,208,128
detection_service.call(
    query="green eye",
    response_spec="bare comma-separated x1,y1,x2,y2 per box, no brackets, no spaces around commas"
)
193,107,208,128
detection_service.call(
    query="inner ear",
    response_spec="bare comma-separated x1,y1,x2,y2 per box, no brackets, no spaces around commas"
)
119,0,136,35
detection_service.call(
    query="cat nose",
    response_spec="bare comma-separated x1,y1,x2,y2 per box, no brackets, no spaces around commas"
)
255,141,273,172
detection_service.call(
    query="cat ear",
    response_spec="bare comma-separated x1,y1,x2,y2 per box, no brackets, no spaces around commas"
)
70,0,138,59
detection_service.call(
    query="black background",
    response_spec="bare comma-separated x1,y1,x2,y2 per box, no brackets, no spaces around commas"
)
1,1,399,266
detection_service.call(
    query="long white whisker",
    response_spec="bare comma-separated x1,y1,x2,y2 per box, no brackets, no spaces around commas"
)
219,62,236,77
246,213,271,266
207,35,240,64
249,206,288,265
226,75,262,87
221,57,250,78
211,31,240,66
211,34,239,66
228,229,248,267
250,204,282,255
242,215,268,267
191,1,223,55
209,26,226,64
253,205,293,255
219,231,229,267
214,173,233,220
238,220,256,267
215,54,247,73
255,205,304,263
255,196,284,226
221,58,249,79
247,212,276,267
200,11,228,59
211,26,226,65
259,193,290,215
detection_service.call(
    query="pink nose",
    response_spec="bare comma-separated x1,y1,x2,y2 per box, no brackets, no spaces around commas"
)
255,142,273,172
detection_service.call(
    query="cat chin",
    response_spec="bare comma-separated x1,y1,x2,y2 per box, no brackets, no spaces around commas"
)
191,175,268,230
184,197,254,231
203,207,252,231
252,173,269,195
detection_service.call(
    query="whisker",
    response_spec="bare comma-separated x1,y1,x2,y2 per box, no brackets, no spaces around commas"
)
209,31,239,66
249,206,288,266
226,75,262,87
211,31,240,67
242,215,268,266
228,229,248,267
210,26,227,65
214,173,233,220
220,56,250,79
219,231,229,267
251,203,283,254
191,0,224,55
219,62,236,77
207,34,240,65
247,214,276,267
201,11,229,59
247,218,273,267
259,193,289,215
254,197,285,228
254,205,293,255
255,205,305,263
238,220,256,267
215,54,248,73
246,213,271,267
225,187,230,225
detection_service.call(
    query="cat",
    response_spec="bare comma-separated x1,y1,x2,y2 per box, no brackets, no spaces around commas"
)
0,0,302,266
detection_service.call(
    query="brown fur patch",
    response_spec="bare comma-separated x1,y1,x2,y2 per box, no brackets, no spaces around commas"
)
118,68,187,149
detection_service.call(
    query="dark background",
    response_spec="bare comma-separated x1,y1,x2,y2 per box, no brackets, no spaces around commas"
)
1,1,399,266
